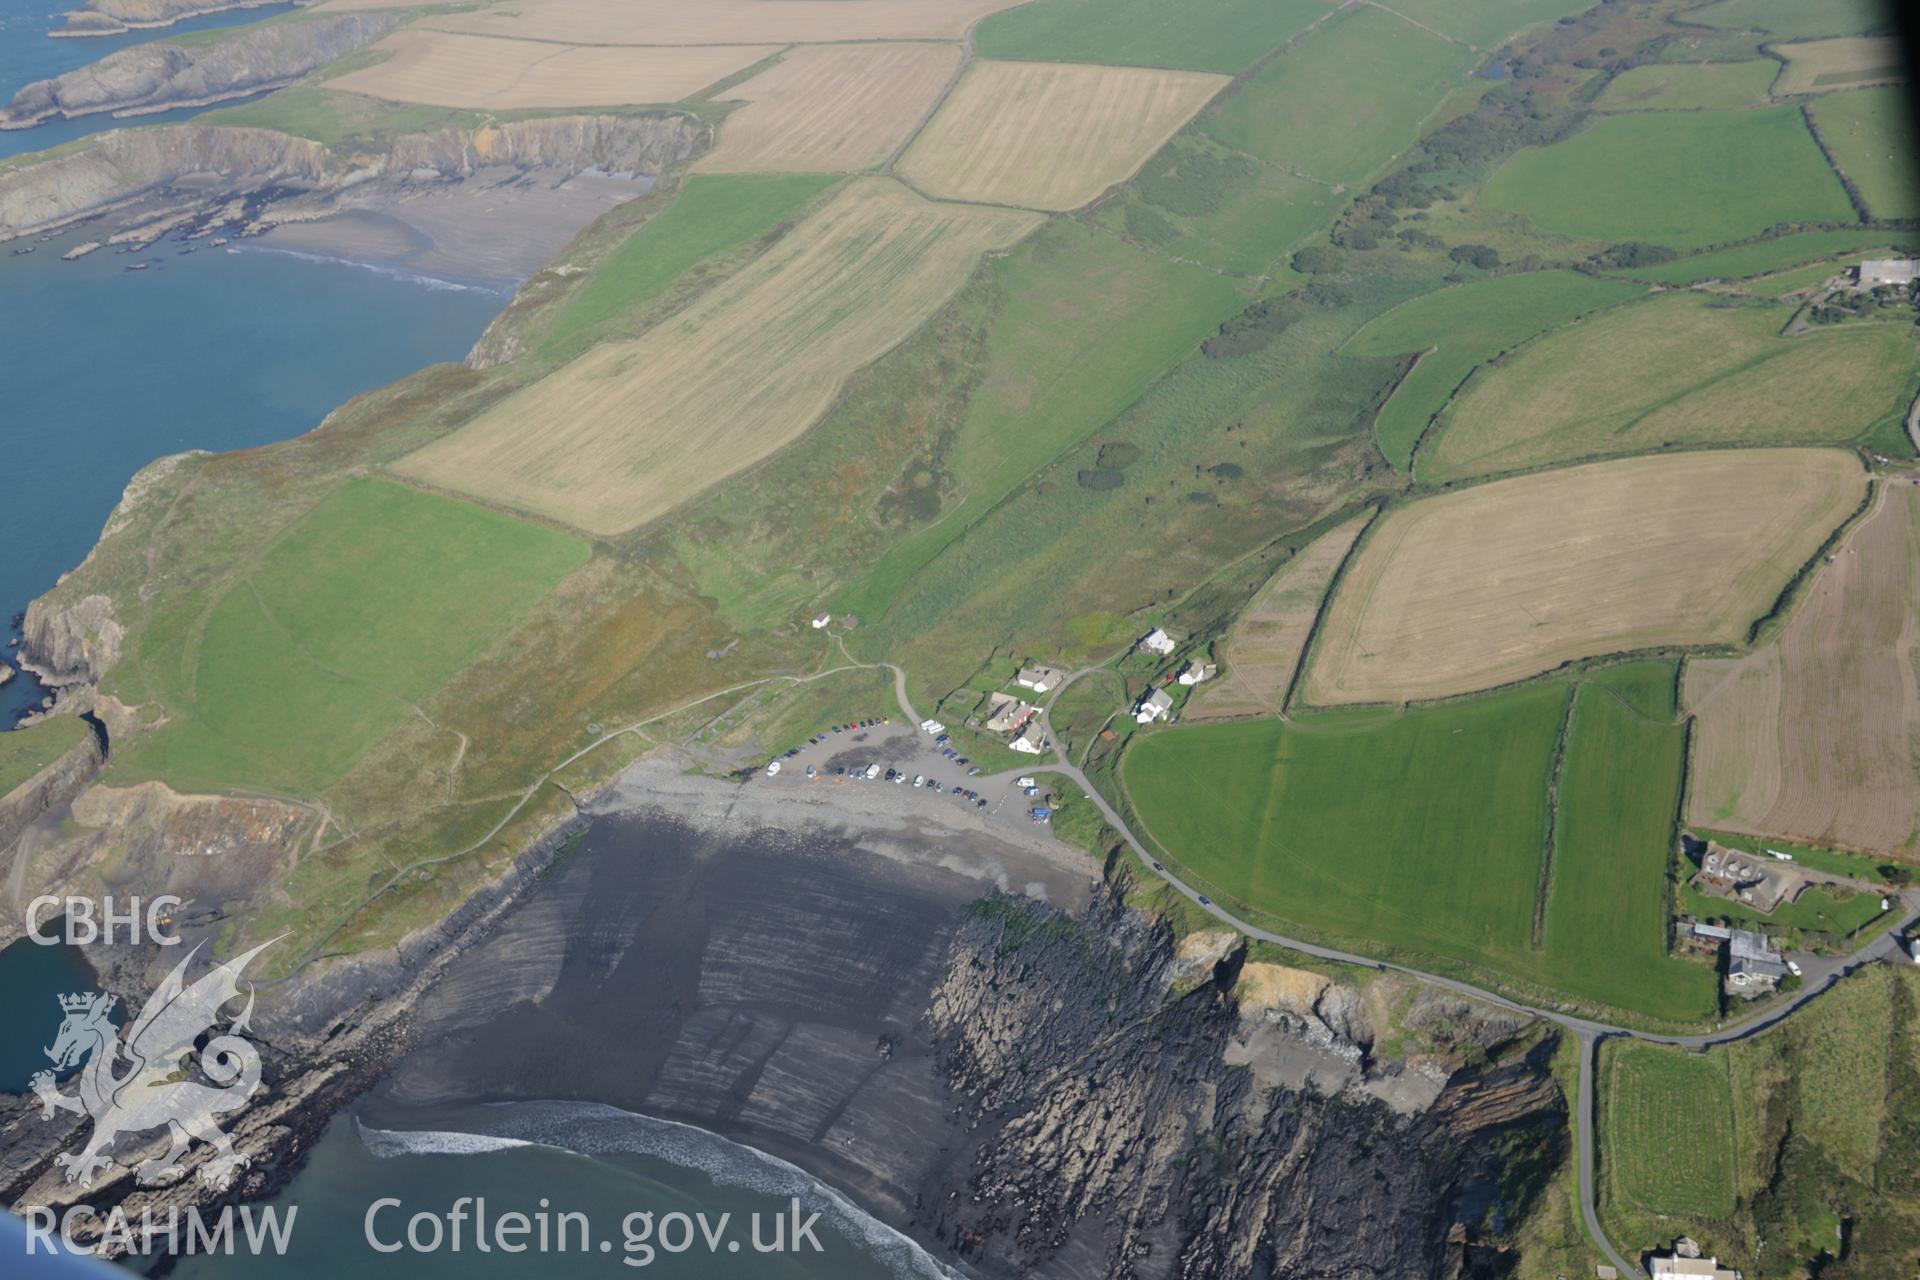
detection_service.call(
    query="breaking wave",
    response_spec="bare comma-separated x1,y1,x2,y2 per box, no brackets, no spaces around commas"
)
222,244,507,294
355,1100,961,1280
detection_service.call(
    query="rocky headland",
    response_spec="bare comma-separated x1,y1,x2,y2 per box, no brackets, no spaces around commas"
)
1,12,401,130
52,0,314,39
0,111,706,281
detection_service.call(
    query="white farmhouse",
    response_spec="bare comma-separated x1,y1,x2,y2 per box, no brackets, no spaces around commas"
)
811,613,832,629
1136,688,1173,724
1015,663,1065,693
1010,723,1048,754
1176,661,1217,686
1140,628,1176,656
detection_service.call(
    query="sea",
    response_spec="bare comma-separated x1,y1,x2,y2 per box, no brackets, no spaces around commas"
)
0,7,944,1278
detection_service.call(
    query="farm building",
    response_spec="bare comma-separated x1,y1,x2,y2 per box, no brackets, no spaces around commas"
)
983,692,1034,735
1725,930,1789,998
1140,628,1177,656
1176,661,1217,686
811,612,832,629
1853,258,1918,289
1650,1237,1740,1278
1136,688,1174,724
1015,663,1065,692
1010,722,1048,754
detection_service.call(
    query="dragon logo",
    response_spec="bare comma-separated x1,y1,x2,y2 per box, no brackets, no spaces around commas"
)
30,939,276,1191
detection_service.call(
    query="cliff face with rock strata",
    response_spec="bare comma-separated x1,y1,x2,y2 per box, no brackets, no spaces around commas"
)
0,113,705,242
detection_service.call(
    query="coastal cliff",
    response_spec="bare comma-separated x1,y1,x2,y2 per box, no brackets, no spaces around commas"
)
0,725,103,860
0,113,705,243
52,0,313,38
1,12,401,129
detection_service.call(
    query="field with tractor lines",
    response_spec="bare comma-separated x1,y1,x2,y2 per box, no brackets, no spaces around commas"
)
698,43,962,174
327,31,781,109
897,60,1227,211
1302,449,1866,706
1686,482,1920,856
396,178,1041,536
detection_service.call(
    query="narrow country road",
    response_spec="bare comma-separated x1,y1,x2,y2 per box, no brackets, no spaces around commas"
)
876,659,1919,1277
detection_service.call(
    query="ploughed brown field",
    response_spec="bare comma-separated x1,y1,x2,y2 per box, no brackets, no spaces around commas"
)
394,178,1041,536
897,60,1229,211
698,43,964,174
1685,481,1920,856
1302,449,1866,706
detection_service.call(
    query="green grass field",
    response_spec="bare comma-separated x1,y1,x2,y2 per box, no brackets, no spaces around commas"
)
1340,271,1643,470
1480,107,1855,250
1376,0,1593,46
111,479,588,796
1601,1041,1739,1217
1547,672,1718,1022
1810,85,1920,220
973,0,1329,73
0,716,89,798
1618,228,1915,285
1594,60,1778,111
1125,665,1717,1021
540,173,839,358
1205,3,1477,185
1424,291,1916,480
1685,0,1892,40
834,220,1243,626
1681,881,1887,937
198,88,487,147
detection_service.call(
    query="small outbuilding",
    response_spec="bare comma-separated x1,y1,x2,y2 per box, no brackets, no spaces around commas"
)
811,613,832,629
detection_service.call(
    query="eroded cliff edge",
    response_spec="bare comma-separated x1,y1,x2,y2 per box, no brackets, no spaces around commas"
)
0,113,705,247
52,0,314,39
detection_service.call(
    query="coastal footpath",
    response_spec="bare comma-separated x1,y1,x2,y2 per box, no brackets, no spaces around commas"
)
0,12,400,130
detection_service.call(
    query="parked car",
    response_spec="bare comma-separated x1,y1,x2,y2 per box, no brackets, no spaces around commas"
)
955,757,969,767
766,760,781,776
805,765,816,778
1150,861,1163,871
1787,960,1803,977
913,775,924,787
975,798,987,808
967,767,981,776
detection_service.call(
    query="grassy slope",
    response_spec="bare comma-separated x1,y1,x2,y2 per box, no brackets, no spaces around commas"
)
1205,3,1478,185
973,0,1330,73
1594,59,1777,111
1479,107,1856,249
0,716,89,798
1424,291,1916,480
1684,0,1893,40
1381,0,1597,46
831,222,1245,626
1619,227,1916,284
1341,270,1643,470
539,173,840,359
111,479,588,795
1810,84,1920,220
